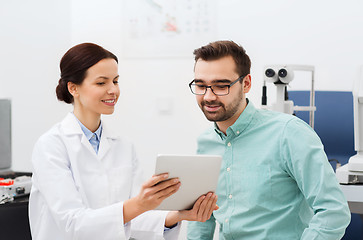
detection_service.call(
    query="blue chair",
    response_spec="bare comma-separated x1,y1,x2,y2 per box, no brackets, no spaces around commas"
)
289,90,360,239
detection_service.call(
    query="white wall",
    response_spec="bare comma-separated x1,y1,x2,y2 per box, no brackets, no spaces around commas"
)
1,0,363,239
0,0,72,171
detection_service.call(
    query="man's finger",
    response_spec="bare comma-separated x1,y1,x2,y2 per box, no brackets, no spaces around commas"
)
204,194,218,220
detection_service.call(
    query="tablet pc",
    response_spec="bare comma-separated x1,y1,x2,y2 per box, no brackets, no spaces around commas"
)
155,154,222,211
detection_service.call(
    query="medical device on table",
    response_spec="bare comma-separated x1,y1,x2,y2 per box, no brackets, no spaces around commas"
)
336,67,363,184
0,99,32,204
0,99,11,171
261,64,316,128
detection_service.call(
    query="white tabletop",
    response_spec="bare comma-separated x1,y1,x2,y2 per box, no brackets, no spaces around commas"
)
340,184,363,214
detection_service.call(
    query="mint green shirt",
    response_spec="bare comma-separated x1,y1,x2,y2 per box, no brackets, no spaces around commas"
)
187,101,350,240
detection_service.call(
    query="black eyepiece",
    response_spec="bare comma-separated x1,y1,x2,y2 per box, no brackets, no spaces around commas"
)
265,68,275,78
278,69,288,78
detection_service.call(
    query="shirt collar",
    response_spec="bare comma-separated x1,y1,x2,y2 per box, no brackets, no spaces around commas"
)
214,99,256,139
71,113,102,141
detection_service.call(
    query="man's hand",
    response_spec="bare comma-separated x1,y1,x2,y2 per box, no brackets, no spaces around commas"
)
165,192,218,227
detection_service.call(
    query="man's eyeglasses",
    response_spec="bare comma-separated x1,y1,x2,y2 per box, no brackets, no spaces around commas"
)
189,75,245,96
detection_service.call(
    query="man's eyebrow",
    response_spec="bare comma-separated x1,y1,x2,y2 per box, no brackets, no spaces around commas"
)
193,79,232,84
213,79,232,84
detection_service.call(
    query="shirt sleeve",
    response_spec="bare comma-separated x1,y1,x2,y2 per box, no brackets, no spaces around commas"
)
280,118,351,239
187,214,216,240
164,221,182,240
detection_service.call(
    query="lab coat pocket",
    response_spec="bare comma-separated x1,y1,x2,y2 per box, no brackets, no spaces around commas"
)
107,166,133,202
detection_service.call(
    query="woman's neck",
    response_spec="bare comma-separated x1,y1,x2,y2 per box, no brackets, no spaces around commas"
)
73,108,101,132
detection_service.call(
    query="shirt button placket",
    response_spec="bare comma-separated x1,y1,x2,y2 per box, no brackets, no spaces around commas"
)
224,140,233,237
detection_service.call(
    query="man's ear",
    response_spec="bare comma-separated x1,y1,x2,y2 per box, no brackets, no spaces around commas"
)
67,82,79,98
243,74,252,93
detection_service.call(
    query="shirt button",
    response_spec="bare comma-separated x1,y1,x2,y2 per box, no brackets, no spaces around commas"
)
225,218,229,223
227,142,231,147
227,167,231,172
236,131,240,134
229,194,233,199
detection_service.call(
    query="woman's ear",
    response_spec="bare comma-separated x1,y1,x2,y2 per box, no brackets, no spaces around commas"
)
243,74,252,93
67,82,79,98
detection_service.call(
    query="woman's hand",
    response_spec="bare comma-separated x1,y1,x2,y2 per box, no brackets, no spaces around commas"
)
123,174,181,223
135,173,181,211
165,192,218,227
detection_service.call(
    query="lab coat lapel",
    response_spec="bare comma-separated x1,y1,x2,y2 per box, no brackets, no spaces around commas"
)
98,122,119,160
61,113,119,159
81,134,97,156
61,113,97,156
98,134,110,160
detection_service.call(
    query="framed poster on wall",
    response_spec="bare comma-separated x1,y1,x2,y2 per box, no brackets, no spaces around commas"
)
121,0,217,58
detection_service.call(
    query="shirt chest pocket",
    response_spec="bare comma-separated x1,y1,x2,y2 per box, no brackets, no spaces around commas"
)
107,166,133,202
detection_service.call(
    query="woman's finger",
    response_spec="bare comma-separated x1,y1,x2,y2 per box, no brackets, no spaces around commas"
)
153,177,180,193
143,173,169,189
157,182,181,200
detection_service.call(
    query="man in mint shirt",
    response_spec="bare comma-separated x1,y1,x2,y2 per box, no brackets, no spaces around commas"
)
187,40,350,239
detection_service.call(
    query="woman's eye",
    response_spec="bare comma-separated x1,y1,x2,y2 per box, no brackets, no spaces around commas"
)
113,80,119,84
97,82,105,85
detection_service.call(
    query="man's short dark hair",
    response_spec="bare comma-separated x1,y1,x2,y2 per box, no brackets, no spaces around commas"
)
193,40,251,78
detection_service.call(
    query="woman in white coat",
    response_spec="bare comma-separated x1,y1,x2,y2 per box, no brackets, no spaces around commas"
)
29,43,218,240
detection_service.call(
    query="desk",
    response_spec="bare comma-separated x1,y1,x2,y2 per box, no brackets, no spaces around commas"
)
0,195,31,240
0,171,32,240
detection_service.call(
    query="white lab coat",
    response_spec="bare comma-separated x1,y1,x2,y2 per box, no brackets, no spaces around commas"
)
29,113,180,240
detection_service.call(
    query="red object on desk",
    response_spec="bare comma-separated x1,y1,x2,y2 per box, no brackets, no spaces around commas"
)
0,179,14,186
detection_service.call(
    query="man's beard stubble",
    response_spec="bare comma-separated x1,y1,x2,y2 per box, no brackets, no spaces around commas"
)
200,96,243,122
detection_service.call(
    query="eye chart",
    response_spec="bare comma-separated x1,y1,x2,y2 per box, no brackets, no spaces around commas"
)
122,0,217,58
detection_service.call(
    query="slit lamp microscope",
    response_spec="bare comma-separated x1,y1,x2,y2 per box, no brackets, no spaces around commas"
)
261,64,316,128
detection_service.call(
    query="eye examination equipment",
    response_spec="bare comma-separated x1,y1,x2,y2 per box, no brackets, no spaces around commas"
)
261,65,316,128
0,99,32,204
336,67,363,184
0,99,12,172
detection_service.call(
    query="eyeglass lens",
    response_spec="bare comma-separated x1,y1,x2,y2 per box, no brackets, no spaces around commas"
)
190,84,229,96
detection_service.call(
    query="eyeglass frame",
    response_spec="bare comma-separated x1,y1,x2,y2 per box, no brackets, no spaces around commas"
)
189,75,246,96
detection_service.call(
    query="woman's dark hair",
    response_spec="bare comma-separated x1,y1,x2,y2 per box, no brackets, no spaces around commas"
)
193,40,251,79
56,43,118,104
